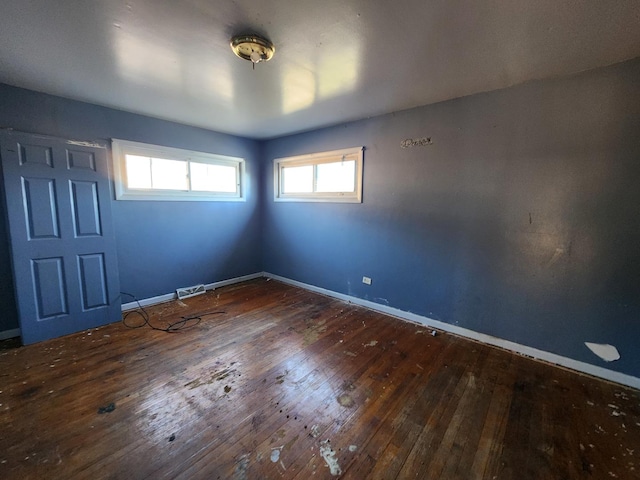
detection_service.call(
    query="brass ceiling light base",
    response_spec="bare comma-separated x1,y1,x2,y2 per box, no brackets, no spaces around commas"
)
230,34,275,66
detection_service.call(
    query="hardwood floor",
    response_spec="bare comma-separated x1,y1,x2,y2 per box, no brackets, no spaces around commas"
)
1,278,639,479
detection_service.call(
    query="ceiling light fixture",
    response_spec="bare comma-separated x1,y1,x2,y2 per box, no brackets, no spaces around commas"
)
230,34,275,69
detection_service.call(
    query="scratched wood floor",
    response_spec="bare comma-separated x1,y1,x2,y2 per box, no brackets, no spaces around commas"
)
0,278,639,479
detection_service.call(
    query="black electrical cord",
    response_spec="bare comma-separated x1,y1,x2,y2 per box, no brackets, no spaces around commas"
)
120,292,225,333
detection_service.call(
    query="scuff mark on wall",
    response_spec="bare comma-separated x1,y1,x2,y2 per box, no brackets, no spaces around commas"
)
545,248,565,267
585,343,620,362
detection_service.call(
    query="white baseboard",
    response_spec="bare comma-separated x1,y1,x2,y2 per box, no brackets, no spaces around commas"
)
0,328,20,340
204,272,266,291
1,273,267,341
121,272,265,311
264,272,640,390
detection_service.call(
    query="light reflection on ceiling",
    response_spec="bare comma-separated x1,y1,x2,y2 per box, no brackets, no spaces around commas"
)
0,0,639,139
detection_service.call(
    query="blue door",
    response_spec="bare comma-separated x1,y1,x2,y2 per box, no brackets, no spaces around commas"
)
0,130,121,344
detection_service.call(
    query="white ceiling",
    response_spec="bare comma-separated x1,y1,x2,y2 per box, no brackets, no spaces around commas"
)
1,0,639,139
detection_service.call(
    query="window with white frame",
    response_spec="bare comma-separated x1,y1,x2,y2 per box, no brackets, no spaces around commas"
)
112,139,244,201
274,146,363,202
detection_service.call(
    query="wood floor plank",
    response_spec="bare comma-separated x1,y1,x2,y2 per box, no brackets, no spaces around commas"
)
397,346,488,478
179,310,406,479
467,349,515,480
1,278,639,479
343,334,458,479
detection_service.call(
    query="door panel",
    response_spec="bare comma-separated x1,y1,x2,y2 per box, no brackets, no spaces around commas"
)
19,143,54,167
23,177,60,239
78,253,108,309
66,149,96,171
32,257,68,318
1,130,121,344
70,181,102,236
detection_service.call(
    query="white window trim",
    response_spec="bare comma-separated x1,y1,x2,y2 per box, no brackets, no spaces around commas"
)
273,146,364,203
111,139,245,201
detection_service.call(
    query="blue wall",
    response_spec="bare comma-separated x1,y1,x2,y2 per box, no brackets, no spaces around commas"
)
0,84,262,332
262,58,640,377
1,58,639,379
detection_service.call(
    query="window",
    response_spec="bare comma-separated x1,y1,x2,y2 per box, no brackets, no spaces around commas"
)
274,146,363,203
112,139,244,201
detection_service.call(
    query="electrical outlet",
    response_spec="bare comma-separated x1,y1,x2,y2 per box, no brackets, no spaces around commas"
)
362,276,372,285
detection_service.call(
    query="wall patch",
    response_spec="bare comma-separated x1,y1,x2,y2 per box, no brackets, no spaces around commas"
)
585,342,620,362
401,137,433,148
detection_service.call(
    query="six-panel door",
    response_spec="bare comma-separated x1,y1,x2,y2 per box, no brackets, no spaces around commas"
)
0,130,121,344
